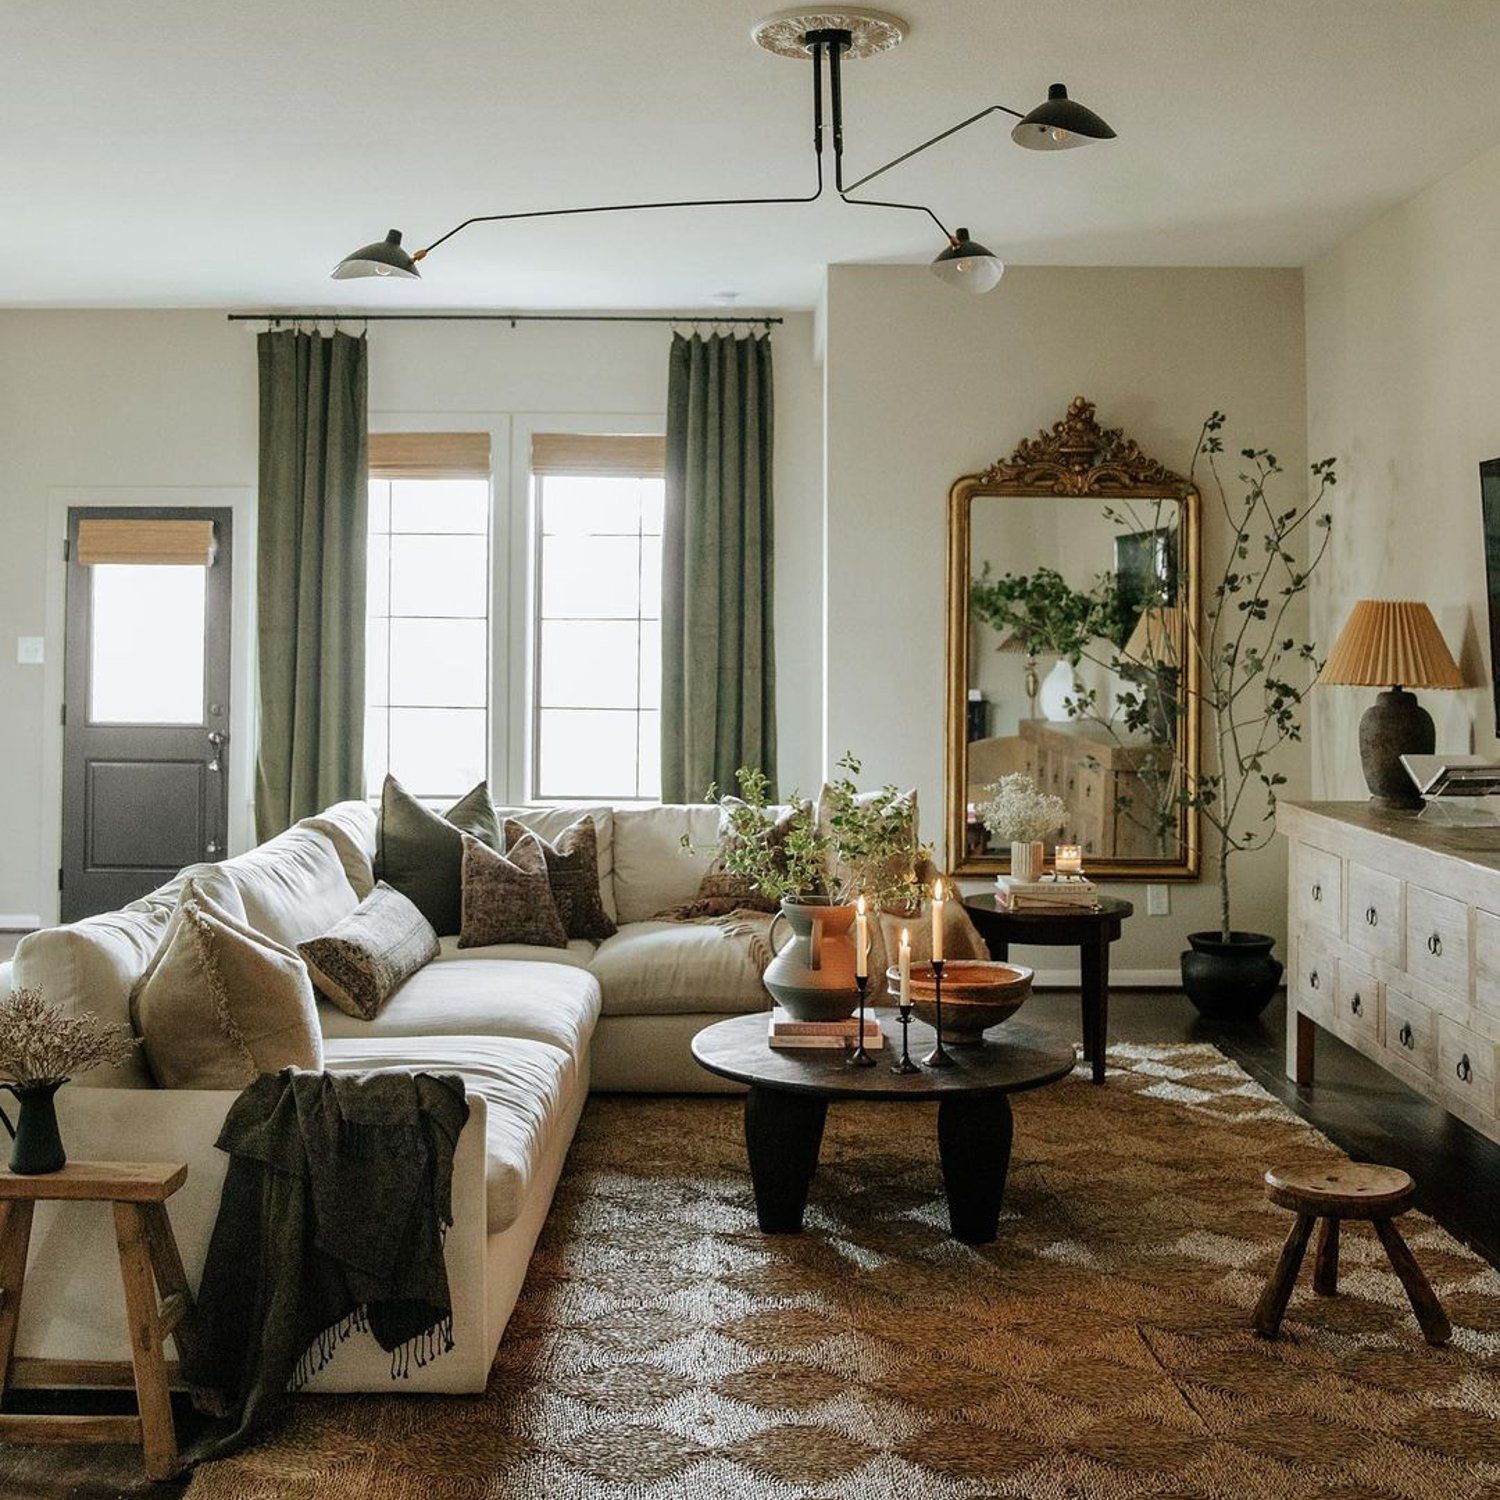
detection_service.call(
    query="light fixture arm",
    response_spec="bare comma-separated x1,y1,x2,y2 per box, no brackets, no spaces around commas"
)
842,102,1027,194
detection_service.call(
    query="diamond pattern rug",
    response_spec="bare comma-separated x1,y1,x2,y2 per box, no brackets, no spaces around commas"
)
185,1043,1500,1499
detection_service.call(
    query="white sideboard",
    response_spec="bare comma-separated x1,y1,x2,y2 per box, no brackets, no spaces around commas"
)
1281,800,1500,1145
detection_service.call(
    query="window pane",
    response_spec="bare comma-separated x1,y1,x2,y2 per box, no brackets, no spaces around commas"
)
389,619,486,707
364,706,389,792
390,479,488,534
639,479,665,535
389,708,485,796
537,710,639,798
390,535,487,618
638,536,662,620
89,564,206,724
539,621,640,708
365,617,389,707
541,535,640,619
638,619,661,710
637,711,661,800
540,475,642,536
367,534,390,617
368,480,391,535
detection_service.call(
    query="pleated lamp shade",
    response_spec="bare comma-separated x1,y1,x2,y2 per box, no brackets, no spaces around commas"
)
1318,600,1463,690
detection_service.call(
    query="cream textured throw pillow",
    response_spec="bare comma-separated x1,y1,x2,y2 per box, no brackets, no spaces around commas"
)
299,881,439,1021
459,832,569,949
131,881,323,1089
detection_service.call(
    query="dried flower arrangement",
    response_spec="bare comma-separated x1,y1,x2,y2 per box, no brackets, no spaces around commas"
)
0,986,138,1089
976,773,1068,845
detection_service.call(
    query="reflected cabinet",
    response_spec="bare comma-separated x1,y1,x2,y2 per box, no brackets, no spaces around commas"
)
945,397,1201,880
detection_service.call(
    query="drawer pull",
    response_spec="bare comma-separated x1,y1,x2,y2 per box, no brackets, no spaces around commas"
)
1309,969,1320,991
1311,883,1322,903
1456,1053,1473,1084
1427,932,1443,957
1399,1022,1414,1049
1350,993,1363,1017
1365,906,1378,927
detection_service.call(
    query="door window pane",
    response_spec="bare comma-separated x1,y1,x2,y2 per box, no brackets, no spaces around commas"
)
89,564,206,724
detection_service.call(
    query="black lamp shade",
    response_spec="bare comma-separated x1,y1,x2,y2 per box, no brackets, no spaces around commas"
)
1011,84,1116,151
930,229,1003,294
331,229,421,280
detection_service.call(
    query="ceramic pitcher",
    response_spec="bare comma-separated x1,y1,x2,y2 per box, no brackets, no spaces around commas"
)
764,898,859,1023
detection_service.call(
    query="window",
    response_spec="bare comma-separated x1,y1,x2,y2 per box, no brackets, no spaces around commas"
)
532,434,665,801
365,433,491,798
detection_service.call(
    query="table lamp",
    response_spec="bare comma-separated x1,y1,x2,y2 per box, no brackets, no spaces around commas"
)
1317,600,1463,809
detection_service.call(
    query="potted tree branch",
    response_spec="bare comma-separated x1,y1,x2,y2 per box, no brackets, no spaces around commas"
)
1168,413,1339,1017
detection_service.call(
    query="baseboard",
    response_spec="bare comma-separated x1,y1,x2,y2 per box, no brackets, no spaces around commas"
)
1031,967,1182,989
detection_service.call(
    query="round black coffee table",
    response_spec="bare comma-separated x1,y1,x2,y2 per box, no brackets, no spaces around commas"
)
962,894,1134,1086
691,1010,1075,1244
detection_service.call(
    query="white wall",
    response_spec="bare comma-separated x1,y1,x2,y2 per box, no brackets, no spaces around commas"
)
823,265,1309,976
1305,139,1500,797
0,311,823,922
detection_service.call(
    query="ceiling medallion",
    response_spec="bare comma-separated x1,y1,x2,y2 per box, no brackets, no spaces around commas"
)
750,8,908,61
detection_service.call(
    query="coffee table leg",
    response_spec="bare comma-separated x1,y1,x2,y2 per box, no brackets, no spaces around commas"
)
937,1093,1014,1244
744,1087,827,1233
1081,933,1109,1085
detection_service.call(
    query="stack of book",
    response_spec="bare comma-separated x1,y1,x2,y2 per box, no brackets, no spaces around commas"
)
996,873,1100,912
767,1006,884,1051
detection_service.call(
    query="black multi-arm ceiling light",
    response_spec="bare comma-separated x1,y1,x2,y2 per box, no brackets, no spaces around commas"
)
333,8,1115,296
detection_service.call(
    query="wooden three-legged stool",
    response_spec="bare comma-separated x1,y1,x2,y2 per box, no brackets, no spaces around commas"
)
1252,1162,1451,1346
0,1162,194,1480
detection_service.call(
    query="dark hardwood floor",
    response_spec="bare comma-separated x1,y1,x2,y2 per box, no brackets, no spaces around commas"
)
4,986,1497,1499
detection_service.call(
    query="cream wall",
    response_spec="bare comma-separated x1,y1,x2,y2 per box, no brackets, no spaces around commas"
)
0,311,823,923
823,265,1309,977
1305,140,1500,796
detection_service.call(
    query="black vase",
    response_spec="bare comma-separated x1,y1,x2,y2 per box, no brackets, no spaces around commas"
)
0,1082,67,1174
1180,932,1283,1020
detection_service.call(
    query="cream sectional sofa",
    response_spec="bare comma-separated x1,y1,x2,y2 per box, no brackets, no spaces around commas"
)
0,798,763,1393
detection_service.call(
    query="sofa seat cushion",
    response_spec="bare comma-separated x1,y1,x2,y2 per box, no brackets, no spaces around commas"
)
434,935,596,969
317,958,600,1058
589,920,770,1017
322,1035,577,1234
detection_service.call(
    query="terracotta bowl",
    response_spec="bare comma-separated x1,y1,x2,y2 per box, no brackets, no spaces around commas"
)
884,959,1034,1045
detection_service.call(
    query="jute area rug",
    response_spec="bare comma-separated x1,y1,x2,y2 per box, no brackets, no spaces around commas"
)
187,1043,1500,1500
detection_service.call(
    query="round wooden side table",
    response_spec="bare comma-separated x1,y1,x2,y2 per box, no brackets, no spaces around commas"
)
962,893,1134,1085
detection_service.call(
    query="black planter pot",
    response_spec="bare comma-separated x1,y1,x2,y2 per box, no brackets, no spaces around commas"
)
0,1081,67,1174
1180,931,1283,1020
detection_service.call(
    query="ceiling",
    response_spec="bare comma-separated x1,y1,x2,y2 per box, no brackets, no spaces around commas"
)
5,0,1500,310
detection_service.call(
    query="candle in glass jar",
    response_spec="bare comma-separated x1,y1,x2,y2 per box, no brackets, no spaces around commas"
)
855,895,869,979
899,928,911,1006
931,878,945,961
1054,844,1083,875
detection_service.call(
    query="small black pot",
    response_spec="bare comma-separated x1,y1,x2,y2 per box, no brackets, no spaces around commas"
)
0,1082,67,1174
1180,931,1283,1020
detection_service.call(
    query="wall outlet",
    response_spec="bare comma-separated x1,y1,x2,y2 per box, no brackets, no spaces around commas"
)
1147,884,1170,917
15,637,43,666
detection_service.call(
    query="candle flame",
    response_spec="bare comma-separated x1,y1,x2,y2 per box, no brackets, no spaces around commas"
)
856,894,866,915
900,927,909,947
932,878,944,901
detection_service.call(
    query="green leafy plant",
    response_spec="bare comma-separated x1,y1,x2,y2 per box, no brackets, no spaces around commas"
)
969,565,1129,664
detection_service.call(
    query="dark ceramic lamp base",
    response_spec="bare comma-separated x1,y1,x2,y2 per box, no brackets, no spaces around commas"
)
1359,686,1433,811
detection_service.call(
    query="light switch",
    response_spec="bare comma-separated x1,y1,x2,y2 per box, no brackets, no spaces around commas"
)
16,637,43,666
1147,884,1170,917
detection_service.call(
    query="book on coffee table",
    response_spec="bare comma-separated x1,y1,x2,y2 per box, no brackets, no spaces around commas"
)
767,1006,884,1050
995,874,1100,912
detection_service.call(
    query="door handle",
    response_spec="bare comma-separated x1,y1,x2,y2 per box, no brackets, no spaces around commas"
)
207,730,227,773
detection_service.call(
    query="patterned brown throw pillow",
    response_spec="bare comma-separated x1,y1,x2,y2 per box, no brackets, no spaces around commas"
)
459,832,569,949
682,797,811,917
298,882,440,1021
503,817,617,941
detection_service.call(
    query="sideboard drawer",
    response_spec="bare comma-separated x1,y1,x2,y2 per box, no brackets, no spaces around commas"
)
1293,844,1343,937
1382,986,1436,1077
1473,908,1500,1021
1437,1016,1497,1117
1293,933,1336,1021
1334,959,1380,1046
1404,885,1470,998
1346,861,1404,966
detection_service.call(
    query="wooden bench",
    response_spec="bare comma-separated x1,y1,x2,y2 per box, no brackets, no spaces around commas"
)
0,1161,194,1480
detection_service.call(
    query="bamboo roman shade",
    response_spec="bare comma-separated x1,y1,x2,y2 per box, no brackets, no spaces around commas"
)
75,517,217,567
531,433,665,478
368,431,491,480
1319,600,1465,689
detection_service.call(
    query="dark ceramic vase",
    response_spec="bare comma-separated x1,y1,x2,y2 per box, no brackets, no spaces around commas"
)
0,1082,67,1174
1180,932,1283,1020
1359,686,1433,810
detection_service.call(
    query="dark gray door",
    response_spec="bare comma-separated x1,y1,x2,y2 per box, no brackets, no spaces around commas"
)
61,507,232,920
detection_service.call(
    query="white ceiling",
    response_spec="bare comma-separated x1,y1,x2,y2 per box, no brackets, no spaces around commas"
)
5,0,1500,310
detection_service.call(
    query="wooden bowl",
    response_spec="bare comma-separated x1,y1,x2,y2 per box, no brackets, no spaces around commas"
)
884,960,1034,1044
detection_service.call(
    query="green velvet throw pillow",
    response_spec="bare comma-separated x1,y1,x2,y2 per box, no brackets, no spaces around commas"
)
376,776,502,935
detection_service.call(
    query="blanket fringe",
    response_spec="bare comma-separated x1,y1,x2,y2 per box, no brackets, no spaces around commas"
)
389,1312,456,1380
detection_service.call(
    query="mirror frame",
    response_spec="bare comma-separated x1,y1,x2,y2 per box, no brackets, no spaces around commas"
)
945,396,1202,880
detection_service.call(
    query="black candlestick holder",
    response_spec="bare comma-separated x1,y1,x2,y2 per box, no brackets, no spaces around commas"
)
891,997,919,1074
923,958,954,1069
847,974,876,1068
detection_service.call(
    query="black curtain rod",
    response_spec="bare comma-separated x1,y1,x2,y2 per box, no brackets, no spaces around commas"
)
226,312,782,327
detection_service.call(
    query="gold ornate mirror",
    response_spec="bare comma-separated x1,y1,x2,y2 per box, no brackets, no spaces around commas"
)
946,397,1201,879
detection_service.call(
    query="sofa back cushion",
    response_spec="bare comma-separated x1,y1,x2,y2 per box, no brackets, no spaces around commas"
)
494,806,616,921
298,800,378,898
610,805,720,924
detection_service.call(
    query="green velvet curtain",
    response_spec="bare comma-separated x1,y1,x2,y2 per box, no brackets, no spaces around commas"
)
254,329,369,840
661,331,777,803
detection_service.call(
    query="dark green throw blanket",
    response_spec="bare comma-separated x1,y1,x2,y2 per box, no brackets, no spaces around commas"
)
182,1068,470,1462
